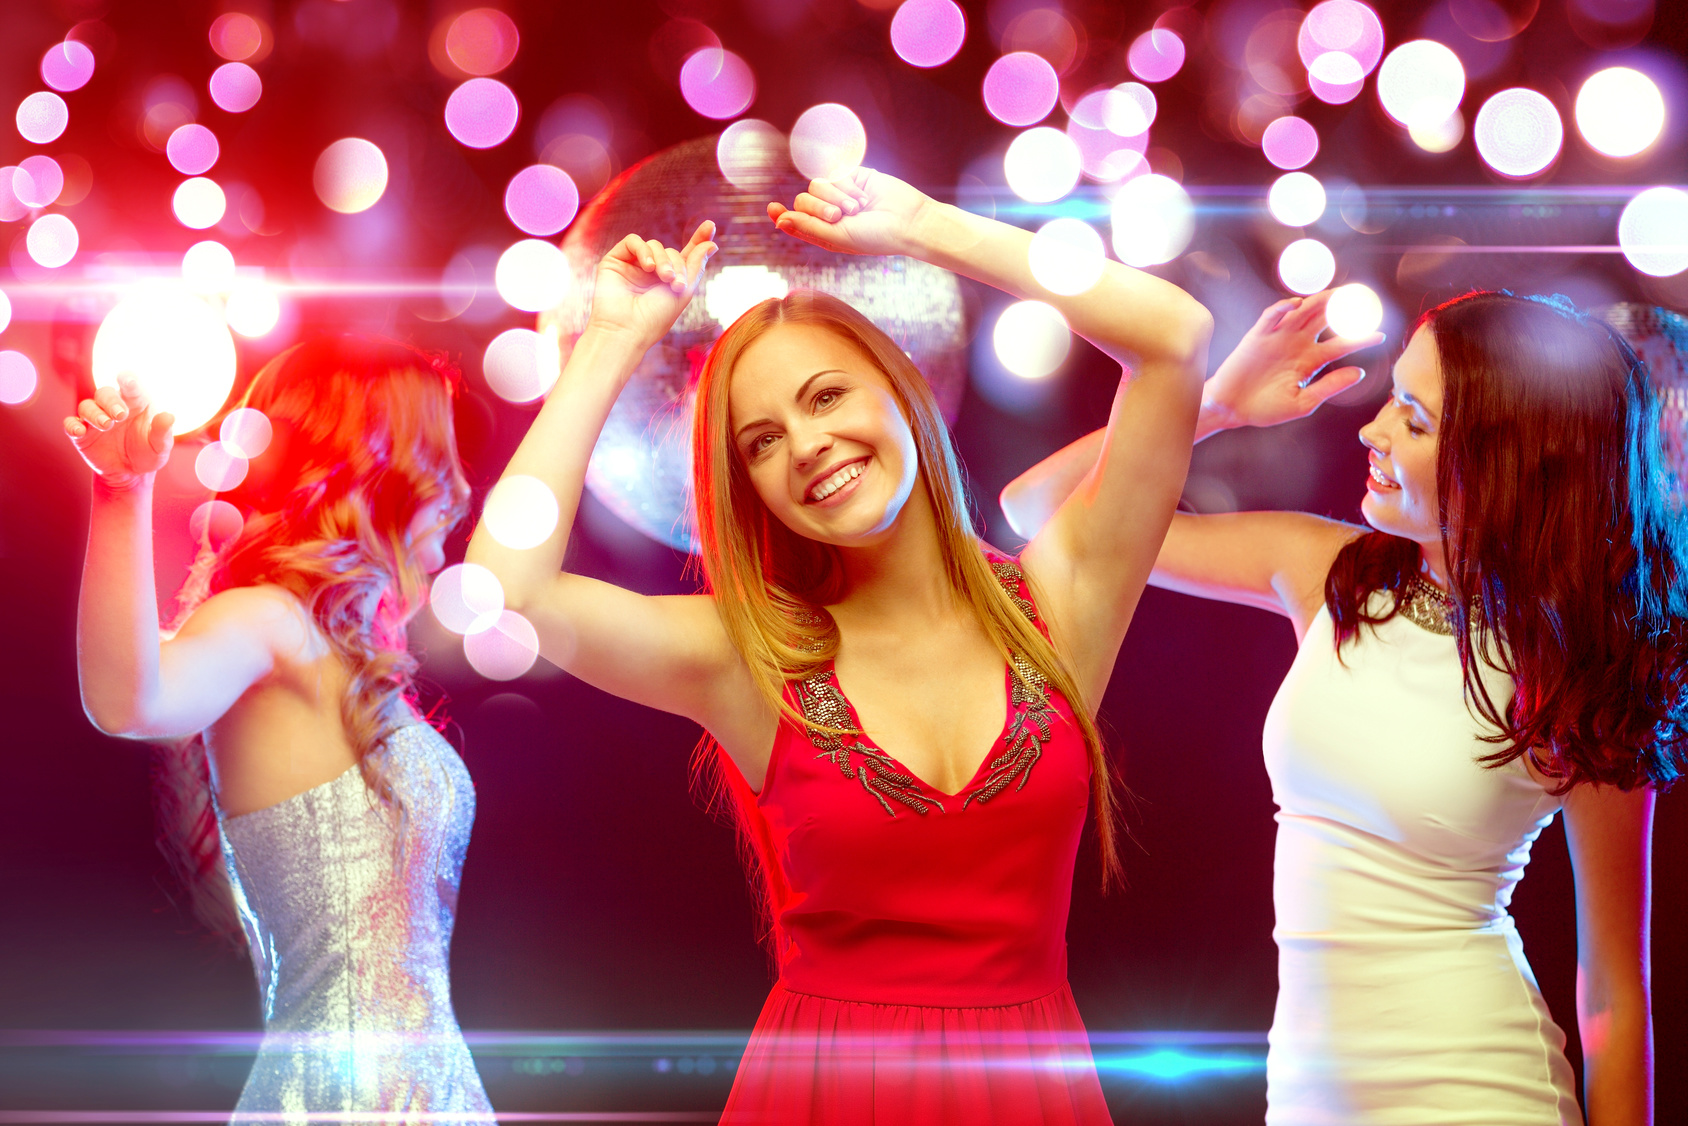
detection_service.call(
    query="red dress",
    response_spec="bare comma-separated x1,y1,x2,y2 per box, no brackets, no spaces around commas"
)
717,556,1113,1124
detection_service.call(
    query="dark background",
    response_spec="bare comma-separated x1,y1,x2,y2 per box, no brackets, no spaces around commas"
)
1,0,1685,1121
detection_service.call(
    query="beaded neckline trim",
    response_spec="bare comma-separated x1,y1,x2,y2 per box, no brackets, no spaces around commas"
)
794,559,1058,816
1398,575,1457,636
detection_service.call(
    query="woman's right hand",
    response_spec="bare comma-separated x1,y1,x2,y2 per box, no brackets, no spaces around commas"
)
65,376,175,490
1200,288,1385,433
585,221,717,350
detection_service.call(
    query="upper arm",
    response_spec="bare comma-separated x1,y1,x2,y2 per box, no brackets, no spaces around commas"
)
1563,782,1654,998
515,572,771,751
128,586,302,739
1151,511,1363,635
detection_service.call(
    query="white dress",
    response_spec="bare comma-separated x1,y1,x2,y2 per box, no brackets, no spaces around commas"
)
1261,593,1580,1125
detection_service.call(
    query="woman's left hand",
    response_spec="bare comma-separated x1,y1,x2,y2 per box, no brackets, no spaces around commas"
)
768,168,932,258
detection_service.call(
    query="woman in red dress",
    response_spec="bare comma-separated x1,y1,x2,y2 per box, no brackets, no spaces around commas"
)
468,168,1213,1123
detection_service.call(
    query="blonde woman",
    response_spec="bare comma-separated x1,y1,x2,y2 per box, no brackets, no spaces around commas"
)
67,338,493,1122
467,170,1211,1123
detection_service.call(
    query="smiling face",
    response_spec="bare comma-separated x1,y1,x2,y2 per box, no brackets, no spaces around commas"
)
1359,324,1443,553
405,491,457,574
727,322,921,546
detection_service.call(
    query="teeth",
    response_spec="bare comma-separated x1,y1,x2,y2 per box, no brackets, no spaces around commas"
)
1370,465,1398,488
810,462,863,502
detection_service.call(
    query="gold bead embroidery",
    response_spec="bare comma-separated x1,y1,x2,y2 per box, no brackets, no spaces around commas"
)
1398,575,1457,636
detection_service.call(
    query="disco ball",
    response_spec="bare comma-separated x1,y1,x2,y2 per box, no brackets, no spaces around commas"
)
539,135,968,552
1605,303,1688,502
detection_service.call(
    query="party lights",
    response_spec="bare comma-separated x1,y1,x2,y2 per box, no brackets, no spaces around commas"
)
1004,127,1080,203
890,0,967,68
505,165,580,237
1325,283,1384,338
1110,174,1194,267
445,78,520,149
483,328,562,404
17,92,69,145
1619,187,1688,277
993,301,1071,379
26,213,78,268
1278,239,1337,294
789,104,868,180
1377,41,1465,131
1473,88,1562,178
483,475,562,550
1268,172,1326,227
173,177,227,229
313,138,388,214
983,53,1060,127
430,563,505,636
1029,219,1107,297
495,240,571,313
1127,29,1185,83
1576,67,1665,157
91,285,237,434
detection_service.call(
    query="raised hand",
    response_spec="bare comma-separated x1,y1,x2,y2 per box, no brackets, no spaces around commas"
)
1201,288,1386,432
767,167,932,258
587,220,717,349
65,376,175,490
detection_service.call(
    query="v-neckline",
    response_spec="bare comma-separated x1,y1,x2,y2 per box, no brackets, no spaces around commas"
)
824,661,1019,800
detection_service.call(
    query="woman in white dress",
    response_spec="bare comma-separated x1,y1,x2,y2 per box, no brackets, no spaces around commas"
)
1000,289,1684,1125
66,337,494,1123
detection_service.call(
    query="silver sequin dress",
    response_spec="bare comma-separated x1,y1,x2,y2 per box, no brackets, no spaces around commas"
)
216,723,494,1125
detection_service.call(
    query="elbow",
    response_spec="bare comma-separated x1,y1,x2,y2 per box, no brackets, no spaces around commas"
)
1173,301,1214,378
81,695,148,740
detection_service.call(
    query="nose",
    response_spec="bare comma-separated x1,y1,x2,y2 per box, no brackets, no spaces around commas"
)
1358,409,1387,455
788,421,832,471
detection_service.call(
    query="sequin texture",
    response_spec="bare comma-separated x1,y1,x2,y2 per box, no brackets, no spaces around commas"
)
216,724,493,1124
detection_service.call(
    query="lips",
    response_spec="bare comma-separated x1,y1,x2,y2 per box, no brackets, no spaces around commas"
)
1367,460,1400,491
806,458,867,504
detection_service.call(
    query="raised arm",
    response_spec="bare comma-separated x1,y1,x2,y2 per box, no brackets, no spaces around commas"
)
464,224,772,764
66,379,286,739
999,291,1381,636
1563,782,1655,1126
771,169,1211,700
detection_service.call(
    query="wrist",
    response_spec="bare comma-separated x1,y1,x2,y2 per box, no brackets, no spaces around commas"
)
571,323,653,376
92,472,153,499
899,195,956,260
1195,395,1240,441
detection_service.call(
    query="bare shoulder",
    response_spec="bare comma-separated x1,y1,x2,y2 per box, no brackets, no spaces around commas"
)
1264,513,1366,630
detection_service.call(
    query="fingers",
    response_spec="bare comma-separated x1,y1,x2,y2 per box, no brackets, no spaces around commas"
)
805,179,859,215
682,219,716,251
1300,364,1368,400
64,416,88,441
1286,288,1337,331
793,191,845,224
95,384,130,424
682,236,717,284
116,374,151,414
148,412,176,455
1256,296,1303,331
1319,329,1387,363
769,206,840,251
77,394,117,432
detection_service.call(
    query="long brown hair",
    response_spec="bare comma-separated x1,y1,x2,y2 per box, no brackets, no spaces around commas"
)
1327,292,1688,791
689,290,1123,888
158,336,470,935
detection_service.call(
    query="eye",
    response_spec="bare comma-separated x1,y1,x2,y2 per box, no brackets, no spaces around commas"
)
813,386,845,410
747,432,779,458
1406,422,1426,437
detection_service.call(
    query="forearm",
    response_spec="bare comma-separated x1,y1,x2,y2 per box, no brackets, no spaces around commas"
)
1580,974,1653,1125
904,201,1211,371
466,326,647,609
77,478,164,735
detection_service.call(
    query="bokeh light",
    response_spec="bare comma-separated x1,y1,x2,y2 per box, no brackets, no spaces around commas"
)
1473,88,1562,177
484,475,561,550
445,78,520,148
0,352,37,407
1576,67,1665,157
0,290,10,334
189,499,243,551
1299,0,1384,103
181,240,236,295
0,169,26,222
1377,41,1466,130
313,138,388,214
447,8,520,76
1066,92,1148,182
1268,171,1326,226
195,441,248,492
1326,282,1383,338
891,0,966,68
483,327,562,403
40,41,95,92
209,13,265,61
173,177,226,229
717,119,784,188
789,103,868,180
993,301,1071,379
1307,50,1366,104
1410,110,1466,153
1004,126,1081,202
704,265,790,327
1619,187,1688,277
1127,29,1186,83
1110,174,1194,266
464,610,541,680
1029,218,1106,296
505,165,579,236
92,284,237,434
495,240,571,312
430,562,505,635
1262,116,1319,170
26,213,78,268
17,92,69,145
209,63,263,113
13,155,64,208
1278,238,1337,294
219,407,273,459
982,52,1060,126
679,48,757,120
225,280,282,338
1105,83,1157,136
167,124,220,175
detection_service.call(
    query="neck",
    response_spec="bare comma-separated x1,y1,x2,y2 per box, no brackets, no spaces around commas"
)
1417,540,1451,591
832,481,955,624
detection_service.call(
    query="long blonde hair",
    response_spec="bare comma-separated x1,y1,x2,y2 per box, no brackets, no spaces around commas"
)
690,290,1123,887
158,336,470,936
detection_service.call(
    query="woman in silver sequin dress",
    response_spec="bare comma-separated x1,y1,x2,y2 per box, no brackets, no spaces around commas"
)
1001,291,1687,1125
66,337,494,1124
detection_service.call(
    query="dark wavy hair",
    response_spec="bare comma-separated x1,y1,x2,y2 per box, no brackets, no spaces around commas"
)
157,335,470,936
1326,291,1688,791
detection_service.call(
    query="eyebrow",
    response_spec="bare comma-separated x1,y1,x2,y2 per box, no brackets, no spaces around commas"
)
733,369,850,443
